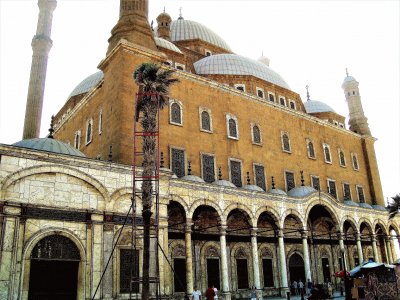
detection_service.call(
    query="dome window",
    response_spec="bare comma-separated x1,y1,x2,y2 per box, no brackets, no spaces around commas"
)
205,49,212,56
85,118,93,145
169,100,183,126
251,124,262,145
279,96,286,106
226,114,239,140
175,63,185,71
98,110,103,135
74,130,81,149
356,185,365,203
200,109,212,132
323,143,332,163
268,92,275,103
234,84,245,92
307,140,315,159
289,100,296,110
281,132,291,153
256,87,264,98
338,149,346,167
327,179,337,199
351,153,359,171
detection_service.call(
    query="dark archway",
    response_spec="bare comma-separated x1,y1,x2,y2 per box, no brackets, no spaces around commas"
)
375,224,387,263
289,253,305,284
28,235,80,300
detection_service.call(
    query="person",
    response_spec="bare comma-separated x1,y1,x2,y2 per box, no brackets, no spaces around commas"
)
206,284,215,300
213,285,218,300
327,281,333,298
192,286,202,300
298,279,304,295
307,279,313,296
250,286,256,300
292,280,298,295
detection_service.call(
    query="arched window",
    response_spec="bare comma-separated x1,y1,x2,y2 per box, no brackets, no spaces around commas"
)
74,130,81,149
307,141,315,158
201,111,211,131
98,110,103,134
86,119,93,144
323,144,331,163
170,102,182,125
352,153,359,170
252,125,261,144
339,150,346,166
229,119,237,138
282,133,290,152
31,235,80,261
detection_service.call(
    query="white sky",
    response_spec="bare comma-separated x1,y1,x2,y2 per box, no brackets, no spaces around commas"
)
0,0,399,203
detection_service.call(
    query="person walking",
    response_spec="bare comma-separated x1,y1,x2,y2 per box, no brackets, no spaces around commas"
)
250,286,257,300
307,279,313,296
298,279,304,295
192,286,202,300
206,284,215,300
213,285,218,300
292,280,298,295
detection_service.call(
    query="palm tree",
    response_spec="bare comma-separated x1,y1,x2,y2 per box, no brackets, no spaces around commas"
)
388,194,400,219
133,63,178,300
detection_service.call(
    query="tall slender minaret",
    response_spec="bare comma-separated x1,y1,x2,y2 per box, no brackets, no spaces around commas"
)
22,0,57,139
341,69,371,135
107,0,157,54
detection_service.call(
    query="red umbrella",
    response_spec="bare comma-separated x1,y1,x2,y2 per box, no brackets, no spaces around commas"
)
335,270,350,278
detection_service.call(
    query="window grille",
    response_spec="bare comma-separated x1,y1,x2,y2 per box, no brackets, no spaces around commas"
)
170,103,182,124
254,165,266,191
228,118,237,138
308,141,315,158
328,180,337,199
339,150,346,166
324,145,331,162
357,186,365,203
285,171,295,191
253,125,261,144
120,249,139,293
202,154,215,183
230,160,242,187
311,176,320,190
171,148,185,178
343,183,351,200
282,134,290,152
201,111,211,131
352,155,359,170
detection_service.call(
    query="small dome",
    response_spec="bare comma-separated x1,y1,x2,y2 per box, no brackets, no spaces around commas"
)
344,200,359,207
287,186,316,198
169,19,231,51
68,71,104,100
181,175,205,183
156,12,172,21
268,188,287,196
154,37,182,54
212,179,236,188
343,75,357,84
13,138,85,157
304,100,335,114
194,54,290,90
359,203,373,209
372,204,387,211
242,185,264,192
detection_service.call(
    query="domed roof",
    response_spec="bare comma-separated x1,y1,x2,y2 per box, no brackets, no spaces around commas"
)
194,54,290,90
343,75,356,83
268,188,287,196
372,204,387,211
242,185,264,192
212,179,236,188
13,138,85,157
169,19,231,51
154,37,183,54
359,202,373,209
304,100,335,114
68,71,103,99
344,200,359,207
181,175,205,183
287,186,316,198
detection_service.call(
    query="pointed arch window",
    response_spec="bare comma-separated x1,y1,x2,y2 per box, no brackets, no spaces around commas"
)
85,119,93,145
356,185,365,203
98,109,103,134
339,149,346,167
323,143,332,163
307,140,315,159
252,124,261,144
226,114,239,139
169,100,183,126
201,111,211,132
74,130,81,149
352,153,359,171
281,132,291,152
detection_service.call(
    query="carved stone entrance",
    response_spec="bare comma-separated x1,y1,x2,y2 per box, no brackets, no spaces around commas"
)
288,253,305,284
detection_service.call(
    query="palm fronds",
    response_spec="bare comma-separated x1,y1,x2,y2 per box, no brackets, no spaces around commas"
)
388,194,400,219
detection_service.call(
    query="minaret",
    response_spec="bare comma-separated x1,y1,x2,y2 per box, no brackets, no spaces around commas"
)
107,0,157,54
22,0,57,139
341,69,371,135
156,9,172,41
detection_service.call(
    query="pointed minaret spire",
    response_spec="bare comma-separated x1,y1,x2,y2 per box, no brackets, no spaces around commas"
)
306,85,310,101
107,0,156,54
178,7,184,19
345,68,349,77
48,115,55,138
22,0,57,139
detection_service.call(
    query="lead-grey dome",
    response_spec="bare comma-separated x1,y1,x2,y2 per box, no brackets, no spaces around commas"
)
287,186,316,198
170,19,231,51
13,138,85,157
194,54,290,90
68,71,104,99
212,179,236,188
344,200,359,207
181,175,205,183
304,100,335,114
268,188,287,195
154,37,183,54
242,185,264,192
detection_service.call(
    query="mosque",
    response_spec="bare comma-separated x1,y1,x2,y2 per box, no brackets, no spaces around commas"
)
0,0,399,299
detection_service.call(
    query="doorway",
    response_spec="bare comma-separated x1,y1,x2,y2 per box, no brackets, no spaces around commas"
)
289,253,305,283
28,235,80,300
321,257,331,283
207,258,220,290
173,258,187,293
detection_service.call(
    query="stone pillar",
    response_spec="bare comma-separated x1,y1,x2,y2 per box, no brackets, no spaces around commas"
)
91,213,104,299
220,225,231,300
102,225,114,300
385,237,393,263
251,228,261,299
356,233,364,265
390,236,398,262
371,234,379,263
0,205,21,300
163,225,171,295
278,229,289,296
185,221,193,296
23,0,57,139
301,230,312,281
383,236,390,263
338,232,348,269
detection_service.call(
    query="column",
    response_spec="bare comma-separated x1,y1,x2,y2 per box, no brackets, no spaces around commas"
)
338,232,348,270
356,233,364,265
163,225,172,295
301,230,312,281
102,225,114,300
278,229,289,296
91,213,104,299
383,236,389,263
220,225,231,300
185,221,193,296
390,236,398,262
251,228,261,299
371,234,379,263
0,205,21,300
385,237,393,263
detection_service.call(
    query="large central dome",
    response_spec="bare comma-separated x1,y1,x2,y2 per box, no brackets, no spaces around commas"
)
170,19,231,51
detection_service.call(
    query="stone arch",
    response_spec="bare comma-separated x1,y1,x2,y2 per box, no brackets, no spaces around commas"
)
255,206,280,225
189,198,223,221
223,203,255,227
230,242,252,290
169,194,190,217
388,222,400,236
374,220,388,235
281,209,305,229
305,201,340,229
358,218,373,234
341,216,358,233
21,227,86,300
108,187,144,213
170,240,186,258
201,241,221,258
1,164,109,202
200,241,222,291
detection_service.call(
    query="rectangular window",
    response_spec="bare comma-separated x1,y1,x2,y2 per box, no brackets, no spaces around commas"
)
279,97,286,106
173,258,187,292
256,88,264,98
202,154,215,183
262,259,274,287
285,171,295,191
254,164,266,191
289,100,296,110
268,93,275,102
236,259,249,289
328,179,337,199
357,186,365,203
343,183,351,200
171,148,185,178
120,249,139,293
230,160,242,187
311,176,320,191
